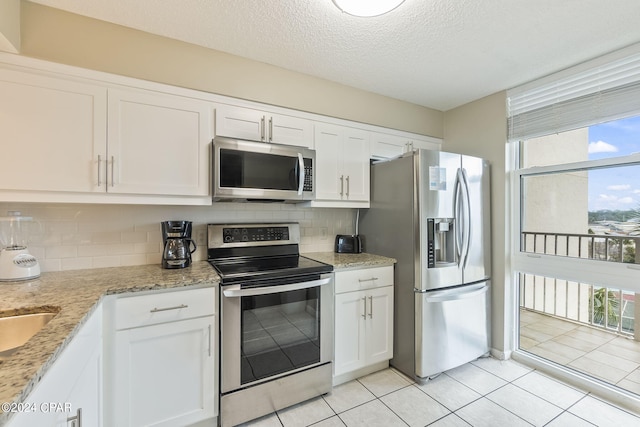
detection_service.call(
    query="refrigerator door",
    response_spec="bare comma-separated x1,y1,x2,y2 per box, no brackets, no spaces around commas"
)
461,155,491,284
415,281,490,379
418,150,463,291
416,150,463,291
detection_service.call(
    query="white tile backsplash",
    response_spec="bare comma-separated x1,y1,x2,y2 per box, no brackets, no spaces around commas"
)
0,203,355,272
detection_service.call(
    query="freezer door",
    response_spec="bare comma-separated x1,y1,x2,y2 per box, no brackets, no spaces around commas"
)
415,282,490,379
418,150,463,291
461,155,491,284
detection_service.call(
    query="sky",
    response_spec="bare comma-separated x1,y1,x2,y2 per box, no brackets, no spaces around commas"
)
587,116,640,212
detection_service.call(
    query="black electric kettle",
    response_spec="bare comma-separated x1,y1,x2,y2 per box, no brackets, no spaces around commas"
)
161,221,197,269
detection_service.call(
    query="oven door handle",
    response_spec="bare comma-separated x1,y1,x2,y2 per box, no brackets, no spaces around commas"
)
222,277,331,298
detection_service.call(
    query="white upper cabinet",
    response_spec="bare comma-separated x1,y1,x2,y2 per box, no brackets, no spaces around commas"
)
107,88,212,196
0,60,213,204
313,123,370,207
0,68,107,193
0,54,442,206
370,131,441,159
215,104,313,148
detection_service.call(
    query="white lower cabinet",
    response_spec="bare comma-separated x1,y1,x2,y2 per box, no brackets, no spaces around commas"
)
107,287,217,427
333,266,394,384
7,305,102,427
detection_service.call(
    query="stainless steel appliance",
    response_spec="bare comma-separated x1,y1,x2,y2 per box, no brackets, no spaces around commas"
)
161,220,197,269
208,223,333,427
212,137,315,202
359,149,491,380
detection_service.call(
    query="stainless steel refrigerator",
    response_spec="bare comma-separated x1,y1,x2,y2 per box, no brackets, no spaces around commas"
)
359,149,491,380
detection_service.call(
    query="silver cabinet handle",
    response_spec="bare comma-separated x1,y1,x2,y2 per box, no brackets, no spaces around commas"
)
346,175,350,198
110,156,115,187
340,175,344,197
260,116,266,141
368,296,373,318
268,117,273,142
67,408,82,427
358,277,379,283
97,155,102,187
150,304,188,313
208,324,212,357
361,297,366,318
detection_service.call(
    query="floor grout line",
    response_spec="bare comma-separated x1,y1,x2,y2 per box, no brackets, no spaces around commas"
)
250,358,639,427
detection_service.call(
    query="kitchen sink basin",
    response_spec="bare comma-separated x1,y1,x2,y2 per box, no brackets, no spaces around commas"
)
0,311,59,358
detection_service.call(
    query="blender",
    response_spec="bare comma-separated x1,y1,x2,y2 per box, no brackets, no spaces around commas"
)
0,211,40,281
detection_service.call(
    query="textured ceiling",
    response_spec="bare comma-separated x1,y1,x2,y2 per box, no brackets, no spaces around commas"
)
28,0,640,111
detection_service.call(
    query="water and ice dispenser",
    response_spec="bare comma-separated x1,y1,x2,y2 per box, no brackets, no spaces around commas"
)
427,218,455,268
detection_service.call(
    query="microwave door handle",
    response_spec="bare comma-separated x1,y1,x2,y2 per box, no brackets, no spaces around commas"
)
223,277,331,298
297,153,305,195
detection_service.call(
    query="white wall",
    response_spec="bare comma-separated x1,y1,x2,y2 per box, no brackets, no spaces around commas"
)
0,202,353,272
443,91,510,356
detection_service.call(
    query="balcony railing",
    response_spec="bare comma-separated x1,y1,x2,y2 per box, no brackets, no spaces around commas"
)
520,231,638,338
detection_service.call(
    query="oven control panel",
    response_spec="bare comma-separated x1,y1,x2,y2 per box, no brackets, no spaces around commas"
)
222,226,290,243
208,223,301,249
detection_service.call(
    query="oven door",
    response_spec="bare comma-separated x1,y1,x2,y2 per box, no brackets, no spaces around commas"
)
220,273,333,394
213,137,315,202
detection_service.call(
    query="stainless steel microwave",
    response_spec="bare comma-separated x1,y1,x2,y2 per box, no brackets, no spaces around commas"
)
212,137,315,202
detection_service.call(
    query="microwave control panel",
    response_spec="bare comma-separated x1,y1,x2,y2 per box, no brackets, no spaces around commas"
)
304,158,313,191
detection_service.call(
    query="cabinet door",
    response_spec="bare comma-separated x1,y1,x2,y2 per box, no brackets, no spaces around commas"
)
334,291,366,376
268,113,313,147
107,88,212,196
57,344,102,427
314,124,343,201
215,104,264,141
342,129,370,202
114,316,215,427
0,68,107,193
7,307,102,427
365,286,394,365
411,138,441,151
370,132,409,159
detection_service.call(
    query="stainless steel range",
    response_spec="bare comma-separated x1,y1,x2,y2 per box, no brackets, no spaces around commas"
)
207,223,334,427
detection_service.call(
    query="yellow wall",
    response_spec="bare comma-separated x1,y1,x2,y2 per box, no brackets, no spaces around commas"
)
19,1,443,138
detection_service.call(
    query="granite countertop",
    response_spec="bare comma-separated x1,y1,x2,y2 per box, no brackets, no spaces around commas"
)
0,252,393,422
304,252,396,270
0,261,219,420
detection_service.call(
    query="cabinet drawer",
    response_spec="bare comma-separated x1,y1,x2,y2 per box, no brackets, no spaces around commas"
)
335,266,393,294
116,287,215,330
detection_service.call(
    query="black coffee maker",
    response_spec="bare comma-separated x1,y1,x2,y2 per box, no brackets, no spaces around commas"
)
161,221,197,269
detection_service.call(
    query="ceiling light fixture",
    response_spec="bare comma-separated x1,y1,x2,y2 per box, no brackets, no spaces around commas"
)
332,0,406,17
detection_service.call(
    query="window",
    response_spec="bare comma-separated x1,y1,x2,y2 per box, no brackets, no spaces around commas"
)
509,45,640,397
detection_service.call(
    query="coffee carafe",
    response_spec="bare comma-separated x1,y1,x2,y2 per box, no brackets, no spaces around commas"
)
161,221,197,269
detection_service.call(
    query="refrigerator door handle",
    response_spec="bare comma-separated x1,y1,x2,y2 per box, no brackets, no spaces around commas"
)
424,283,488,303
454,169,464,265
460,168,472,269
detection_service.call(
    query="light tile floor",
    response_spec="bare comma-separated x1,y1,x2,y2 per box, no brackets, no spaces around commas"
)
238,357,640,427
520,309,640,395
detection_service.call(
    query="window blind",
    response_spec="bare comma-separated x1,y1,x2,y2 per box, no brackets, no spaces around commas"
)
507,44,640,141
